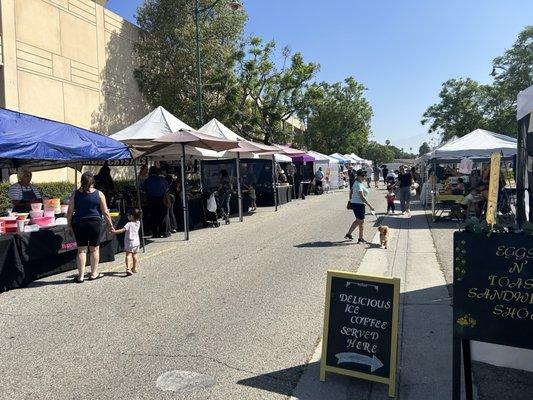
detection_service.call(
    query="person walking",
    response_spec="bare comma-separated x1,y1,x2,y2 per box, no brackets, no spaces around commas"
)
363,164,372,188
345,169,375,243
382,165,389,185
397,165,414,214
373,164,381,188
112,208,142,276
67,172,113,283
217,169,232,225
142,166,170,238
314,167,325,195
386,186,396,214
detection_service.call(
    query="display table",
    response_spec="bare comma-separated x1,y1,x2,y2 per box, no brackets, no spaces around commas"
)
257,185,292,207
0,219,122,292
432,193,465,221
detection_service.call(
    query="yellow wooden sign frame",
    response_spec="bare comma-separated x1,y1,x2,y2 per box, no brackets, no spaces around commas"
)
320,270,401,397
486,152,501,225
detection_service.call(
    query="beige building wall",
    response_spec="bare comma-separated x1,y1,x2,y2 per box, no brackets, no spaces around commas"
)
0,0,149,183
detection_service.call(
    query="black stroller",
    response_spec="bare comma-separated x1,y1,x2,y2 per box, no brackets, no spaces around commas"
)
201,191,220,228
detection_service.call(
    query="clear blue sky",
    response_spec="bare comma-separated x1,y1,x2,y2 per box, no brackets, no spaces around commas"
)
106,0,532,152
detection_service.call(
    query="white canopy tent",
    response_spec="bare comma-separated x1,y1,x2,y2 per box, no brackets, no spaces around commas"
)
307,150,341,189
430,129,517,162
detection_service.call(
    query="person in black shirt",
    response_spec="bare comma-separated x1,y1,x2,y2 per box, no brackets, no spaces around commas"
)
382,165,389,185
348,165,356,189
397,165,414,214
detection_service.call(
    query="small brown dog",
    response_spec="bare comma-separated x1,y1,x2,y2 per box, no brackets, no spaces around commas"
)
378,225,389,249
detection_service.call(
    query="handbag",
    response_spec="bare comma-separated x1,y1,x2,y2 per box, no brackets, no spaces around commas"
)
163,193,172,208
410,188,417,197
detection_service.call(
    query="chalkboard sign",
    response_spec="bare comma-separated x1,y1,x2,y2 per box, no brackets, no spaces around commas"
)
320,270,400,397
453,232,533,350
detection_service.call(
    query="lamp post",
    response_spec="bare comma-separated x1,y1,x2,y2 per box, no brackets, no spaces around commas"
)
194,0,243,127
490,65,507,77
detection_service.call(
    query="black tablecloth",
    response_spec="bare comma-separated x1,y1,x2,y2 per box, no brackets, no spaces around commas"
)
0,219,121,292
256,186,292,207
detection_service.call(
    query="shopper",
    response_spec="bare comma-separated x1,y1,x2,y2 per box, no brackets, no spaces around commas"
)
364,164,372,188
314,167,325,194
94,161,115,202
345,169,375,243
373,164,381,188
386,186,396,214
398,165,414,214
67,171,113,283
382,165,389,185
217,169,232,225
142,166,170,238
112,208,142,276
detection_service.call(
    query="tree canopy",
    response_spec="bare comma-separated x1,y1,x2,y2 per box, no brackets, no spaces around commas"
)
299,77,372,154
419,142,431,156
231,37,319,144
134,0,247,127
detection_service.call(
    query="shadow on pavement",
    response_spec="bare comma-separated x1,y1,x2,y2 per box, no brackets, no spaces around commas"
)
236,363,307,397
294,241,356,248
237,280,532,400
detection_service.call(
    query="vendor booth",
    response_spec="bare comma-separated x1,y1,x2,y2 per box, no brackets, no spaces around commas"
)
425,129,517,221
307,150,341,189
0,108,131,292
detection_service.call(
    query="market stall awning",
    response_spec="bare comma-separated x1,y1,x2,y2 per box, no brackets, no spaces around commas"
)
431,129,517,162
110,106,194,147
291,154,315,162
329,153,350,164
0,107,131,168
197,118,278,159
274,144,307,155
307,150,332,163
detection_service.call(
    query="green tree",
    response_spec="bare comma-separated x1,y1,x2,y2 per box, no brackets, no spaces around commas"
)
361,141,394,165
134,0,247,127
421,78,490,141
231,37,319,144
419,142,431,156
300,77,373,154
488,25,533,134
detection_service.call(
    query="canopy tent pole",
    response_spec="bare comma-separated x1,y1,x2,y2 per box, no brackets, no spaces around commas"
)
133,158,146,253
272,154,278,211
181,143,190,241
236,152,243,222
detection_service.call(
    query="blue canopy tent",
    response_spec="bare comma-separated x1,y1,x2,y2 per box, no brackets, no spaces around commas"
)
0,108,131,169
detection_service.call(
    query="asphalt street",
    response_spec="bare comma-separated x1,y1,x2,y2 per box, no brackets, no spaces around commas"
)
0,187,385,400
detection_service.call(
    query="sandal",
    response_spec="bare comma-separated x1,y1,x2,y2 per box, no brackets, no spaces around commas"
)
89,273,104,281
74,276,84,283
126,270,133,276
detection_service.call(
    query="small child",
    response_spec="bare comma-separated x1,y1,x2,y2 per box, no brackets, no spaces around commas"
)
113,208,142,276
386,187,396,214
249,184,257,211
324,176,330,194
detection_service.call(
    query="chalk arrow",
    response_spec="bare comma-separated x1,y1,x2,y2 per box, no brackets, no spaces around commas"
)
335,352,384,372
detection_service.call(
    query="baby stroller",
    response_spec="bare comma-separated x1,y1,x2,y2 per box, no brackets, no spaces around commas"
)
202,191,220,228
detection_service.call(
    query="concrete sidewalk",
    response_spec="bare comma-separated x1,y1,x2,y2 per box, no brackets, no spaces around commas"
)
292,205,454,399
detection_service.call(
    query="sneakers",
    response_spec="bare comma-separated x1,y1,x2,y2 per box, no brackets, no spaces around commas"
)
357,238,367,244
344,233,353,240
